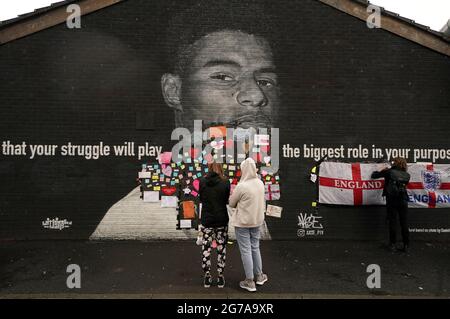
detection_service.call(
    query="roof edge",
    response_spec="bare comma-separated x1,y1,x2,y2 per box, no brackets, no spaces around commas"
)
0,0,124,45
318,0,450,57
0,0,449,57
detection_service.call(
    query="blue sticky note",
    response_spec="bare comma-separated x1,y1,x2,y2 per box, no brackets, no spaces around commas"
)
186,158,192,164
197,172,202,177
170,181,176,185
189,166,194,171
205,168,209,173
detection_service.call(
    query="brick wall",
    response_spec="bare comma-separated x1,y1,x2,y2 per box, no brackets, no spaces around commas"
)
0,0,449,240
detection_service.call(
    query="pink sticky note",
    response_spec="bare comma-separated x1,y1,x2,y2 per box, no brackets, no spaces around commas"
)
191,190,198,197
193,179,200,191
159,152,172,165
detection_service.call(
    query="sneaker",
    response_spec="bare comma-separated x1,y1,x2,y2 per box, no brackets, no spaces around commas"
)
255,273,268,286
217,275,225,288
239,279,257,292
203,274,212,288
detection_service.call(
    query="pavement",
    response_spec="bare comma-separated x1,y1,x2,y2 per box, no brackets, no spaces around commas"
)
0,239,449,299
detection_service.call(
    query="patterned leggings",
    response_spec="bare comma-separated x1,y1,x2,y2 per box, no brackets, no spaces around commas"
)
201,226,228,276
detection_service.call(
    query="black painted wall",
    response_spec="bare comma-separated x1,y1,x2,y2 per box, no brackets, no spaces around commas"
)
0,0,449,240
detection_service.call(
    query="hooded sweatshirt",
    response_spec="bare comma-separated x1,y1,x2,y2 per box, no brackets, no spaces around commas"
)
229,158,266,228
199,171,230,228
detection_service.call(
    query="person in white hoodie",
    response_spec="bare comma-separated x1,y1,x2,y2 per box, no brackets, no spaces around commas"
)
229,157,269,292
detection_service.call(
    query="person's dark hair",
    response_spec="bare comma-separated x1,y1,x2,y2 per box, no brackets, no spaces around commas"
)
392,157,408,171
165,0,278,76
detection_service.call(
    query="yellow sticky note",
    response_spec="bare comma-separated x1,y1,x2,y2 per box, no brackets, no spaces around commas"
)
229,172,234,176
311,202,317,207
154,186,160,191
311,166,317,174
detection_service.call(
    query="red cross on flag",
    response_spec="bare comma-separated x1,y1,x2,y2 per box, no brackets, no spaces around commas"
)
406,163,450,208
318,162,387,206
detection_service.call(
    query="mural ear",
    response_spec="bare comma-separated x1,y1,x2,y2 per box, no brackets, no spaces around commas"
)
161,73,182,111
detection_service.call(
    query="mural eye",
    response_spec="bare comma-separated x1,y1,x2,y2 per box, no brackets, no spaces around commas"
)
210,74,234,81
257,79,275,88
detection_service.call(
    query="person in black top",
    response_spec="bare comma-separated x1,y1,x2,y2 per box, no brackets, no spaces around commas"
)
199,162,230,288
372,157,411,253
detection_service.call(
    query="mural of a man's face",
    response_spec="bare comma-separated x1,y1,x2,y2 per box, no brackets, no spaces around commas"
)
162,30,280,130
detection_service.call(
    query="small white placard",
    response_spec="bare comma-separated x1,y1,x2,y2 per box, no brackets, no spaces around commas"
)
139,171,151,179
254,134,270,146
143,191,159,202
266,204,283,218
179,219,192,228
161,196,178,208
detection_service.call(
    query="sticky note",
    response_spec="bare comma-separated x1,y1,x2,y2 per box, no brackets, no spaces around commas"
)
180,219,192,229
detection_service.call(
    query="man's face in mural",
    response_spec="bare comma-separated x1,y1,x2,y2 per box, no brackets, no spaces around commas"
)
162,30,280,130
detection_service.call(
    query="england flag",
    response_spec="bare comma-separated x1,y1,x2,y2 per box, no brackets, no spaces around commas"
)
318,162,387,206
407,163,450,208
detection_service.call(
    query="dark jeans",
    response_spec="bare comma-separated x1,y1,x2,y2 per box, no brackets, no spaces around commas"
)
386,198,409,246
